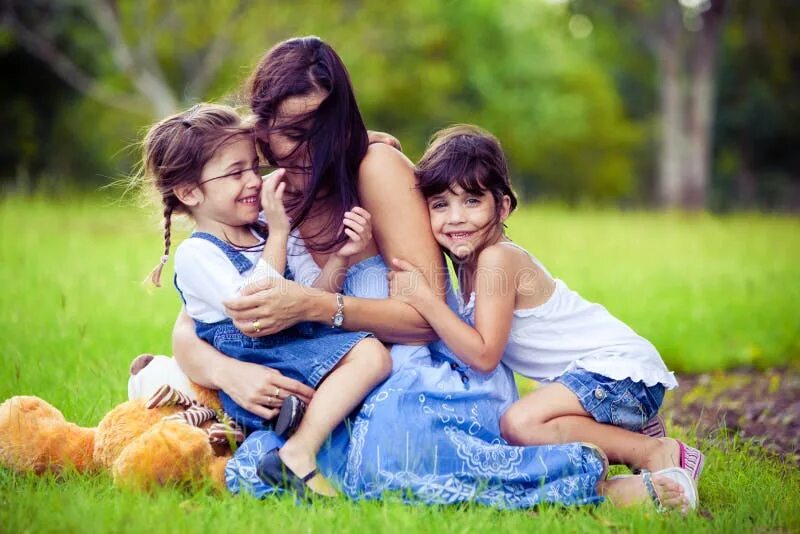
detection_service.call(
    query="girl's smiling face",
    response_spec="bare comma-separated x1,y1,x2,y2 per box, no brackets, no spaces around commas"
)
427,185,511,261
178,135,263,229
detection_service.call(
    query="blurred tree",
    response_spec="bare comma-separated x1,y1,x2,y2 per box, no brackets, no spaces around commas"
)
712,1,800,209
1,0,642,201
572,0,728,209
331,0,642,201
1,0,262,117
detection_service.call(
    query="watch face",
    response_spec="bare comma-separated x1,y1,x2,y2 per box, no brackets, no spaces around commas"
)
333,312,344,327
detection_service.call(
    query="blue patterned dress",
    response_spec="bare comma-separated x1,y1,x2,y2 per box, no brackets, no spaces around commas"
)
226,256,605,508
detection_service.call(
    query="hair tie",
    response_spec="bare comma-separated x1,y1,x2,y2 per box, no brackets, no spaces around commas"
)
181,120,191,128
144,254,170,288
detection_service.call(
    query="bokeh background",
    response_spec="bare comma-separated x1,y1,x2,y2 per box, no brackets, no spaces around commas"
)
1,0,798,210
1,2,800,530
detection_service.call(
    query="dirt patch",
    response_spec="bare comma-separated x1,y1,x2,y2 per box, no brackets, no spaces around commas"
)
663,368,800,466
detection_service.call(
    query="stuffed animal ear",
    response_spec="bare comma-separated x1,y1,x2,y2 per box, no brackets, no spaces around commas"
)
129,354,155,376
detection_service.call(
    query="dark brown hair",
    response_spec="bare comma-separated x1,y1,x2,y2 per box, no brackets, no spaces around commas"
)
140,103,252,286
416,124,518,222
248,36,368,253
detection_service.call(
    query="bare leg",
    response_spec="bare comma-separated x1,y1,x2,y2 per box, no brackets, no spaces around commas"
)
279,338,391,496
599,474,689,512
501,383,682,471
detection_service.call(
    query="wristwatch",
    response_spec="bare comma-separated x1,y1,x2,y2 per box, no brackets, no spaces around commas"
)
332,293,345,328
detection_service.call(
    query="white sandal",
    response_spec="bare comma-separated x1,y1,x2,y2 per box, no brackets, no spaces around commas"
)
611,467,698,512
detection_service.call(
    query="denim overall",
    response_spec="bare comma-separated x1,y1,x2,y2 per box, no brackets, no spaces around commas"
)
176,232,371,434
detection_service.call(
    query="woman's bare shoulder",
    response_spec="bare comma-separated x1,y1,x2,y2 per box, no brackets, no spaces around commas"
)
359,143,415,188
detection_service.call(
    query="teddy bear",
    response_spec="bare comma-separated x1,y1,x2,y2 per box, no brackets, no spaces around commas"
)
0,354,243,491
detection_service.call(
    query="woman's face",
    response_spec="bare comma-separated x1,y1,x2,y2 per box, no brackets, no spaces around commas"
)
264,89,327,191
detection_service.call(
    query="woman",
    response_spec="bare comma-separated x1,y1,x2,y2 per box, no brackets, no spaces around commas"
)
165,36,688,510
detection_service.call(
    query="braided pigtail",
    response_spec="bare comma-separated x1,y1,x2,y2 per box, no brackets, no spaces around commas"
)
145,200,175,287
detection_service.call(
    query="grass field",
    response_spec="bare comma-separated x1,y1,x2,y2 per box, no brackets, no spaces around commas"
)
1,195,799,532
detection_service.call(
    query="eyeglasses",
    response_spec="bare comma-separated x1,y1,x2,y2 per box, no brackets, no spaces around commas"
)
199,163,275,185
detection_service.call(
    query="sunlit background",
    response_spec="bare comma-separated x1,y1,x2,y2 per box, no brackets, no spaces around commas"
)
1,4,800,530
1,0,797,210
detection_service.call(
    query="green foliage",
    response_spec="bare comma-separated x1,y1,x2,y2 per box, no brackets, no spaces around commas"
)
1,0,642,202
712,1,800,210
1,1,798,204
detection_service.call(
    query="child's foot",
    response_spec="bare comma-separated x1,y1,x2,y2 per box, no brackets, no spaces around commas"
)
257,448,338,498
274,394,306,439
640,438,705,481
279,442,338,497
601,469,694,513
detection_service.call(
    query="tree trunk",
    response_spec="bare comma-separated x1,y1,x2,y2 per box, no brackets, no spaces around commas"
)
684,0,727,209
656,6,685,208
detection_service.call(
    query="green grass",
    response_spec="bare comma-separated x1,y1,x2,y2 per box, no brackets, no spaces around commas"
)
508,206,800,373
1,195,799,532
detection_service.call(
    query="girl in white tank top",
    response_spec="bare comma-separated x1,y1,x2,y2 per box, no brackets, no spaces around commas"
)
389,125,704,512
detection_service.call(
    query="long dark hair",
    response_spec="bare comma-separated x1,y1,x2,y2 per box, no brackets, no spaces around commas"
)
249,36,368,253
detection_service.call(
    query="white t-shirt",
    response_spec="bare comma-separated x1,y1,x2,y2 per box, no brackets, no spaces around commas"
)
286,231,322,287
458,241,678,388
174,233,281,324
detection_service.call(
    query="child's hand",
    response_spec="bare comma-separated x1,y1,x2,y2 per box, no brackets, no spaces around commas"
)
335,207,372,260
388,258,432,304
261,169,289,236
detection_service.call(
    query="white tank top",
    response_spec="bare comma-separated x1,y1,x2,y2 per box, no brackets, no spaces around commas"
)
456,241,677,388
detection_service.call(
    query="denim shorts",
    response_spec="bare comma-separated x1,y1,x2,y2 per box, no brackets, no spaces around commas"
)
556,369,665,432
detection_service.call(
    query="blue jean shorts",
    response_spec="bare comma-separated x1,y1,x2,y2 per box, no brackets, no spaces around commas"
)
556,369,665,432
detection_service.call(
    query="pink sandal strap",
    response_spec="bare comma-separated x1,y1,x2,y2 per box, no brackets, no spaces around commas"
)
678,441,705,481
641,416,667,439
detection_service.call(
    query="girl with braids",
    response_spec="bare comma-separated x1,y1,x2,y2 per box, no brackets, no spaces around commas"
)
141,102,391,497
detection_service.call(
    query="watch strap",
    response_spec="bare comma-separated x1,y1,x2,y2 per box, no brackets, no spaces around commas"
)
331,293,345,328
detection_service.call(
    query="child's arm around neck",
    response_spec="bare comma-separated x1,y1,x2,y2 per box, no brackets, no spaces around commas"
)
391,244,527,373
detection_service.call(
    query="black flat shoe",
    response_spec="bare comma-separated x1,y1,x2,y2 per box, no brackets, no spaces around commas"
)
274,394,305,439
256,448,319,498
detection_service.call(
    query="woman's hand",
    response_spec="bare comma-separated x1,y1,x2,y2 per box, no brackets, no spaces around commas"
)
336,206,373,260
173,309,314,417
219,359,315,419
388,258,434,306
260,168,289,236
224,276,311,336
366,130,402,152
